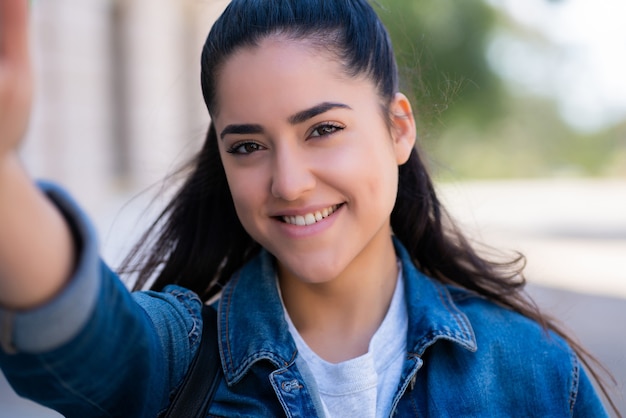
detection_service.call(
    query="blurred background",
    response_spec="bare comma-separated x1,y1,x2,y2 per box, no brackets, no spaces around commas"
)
2,0,624,416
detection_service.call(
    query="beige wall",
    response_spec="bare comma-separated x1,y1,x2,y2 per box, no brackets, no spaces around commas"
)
21,0,229,214
3,2,230,415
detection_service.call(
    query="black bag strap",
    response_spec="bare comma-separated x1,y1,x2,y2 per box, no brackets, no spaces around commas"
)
162,305,221,418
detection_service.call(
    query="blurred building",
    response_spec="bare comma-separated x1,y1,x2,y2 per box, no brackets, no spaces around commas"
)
4,3,231,417
21,0,229,215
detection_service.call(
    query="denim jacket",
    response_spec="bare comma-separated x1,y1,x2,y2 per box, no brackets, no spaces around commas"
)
0,184,608,417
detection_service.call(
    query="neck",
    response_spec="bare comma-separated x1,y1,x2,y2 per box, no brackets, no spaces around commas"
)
278,235,398,362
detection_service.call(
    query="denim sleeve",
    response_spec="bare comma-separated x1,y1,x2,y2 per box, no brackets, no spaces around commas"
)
0,182,101,353
572,360,611,418
0,183,204,418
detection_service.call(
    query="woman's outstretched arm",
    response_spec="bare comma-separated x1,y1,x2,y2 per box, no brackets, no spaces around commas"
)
0,0,74,310
0,4,202,415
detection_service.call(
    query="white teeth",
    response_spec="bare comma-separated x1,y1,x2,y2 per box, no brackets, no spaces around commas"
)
282,205,338,226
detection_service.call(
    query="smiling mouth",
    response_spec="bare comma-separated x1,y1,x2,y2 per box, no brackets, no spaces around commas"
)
281,204,341,226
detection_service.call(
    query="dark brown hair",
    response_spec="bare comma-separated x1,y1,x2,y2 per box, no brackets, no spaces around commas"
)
122,0,618,414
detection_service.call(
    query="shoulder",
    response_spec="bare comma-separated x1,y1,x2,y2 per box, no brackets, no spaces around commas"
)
133,284,204,348
132,285,206,393
443,287,581,412
403,284,608,416
448,286,573,365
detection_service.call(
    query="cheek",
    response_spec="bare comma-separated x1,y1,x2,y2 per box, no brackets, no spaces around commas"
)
369,165,399,211
358,148,400,212
221,163,265,221
322,145,399,215
342,139,398,190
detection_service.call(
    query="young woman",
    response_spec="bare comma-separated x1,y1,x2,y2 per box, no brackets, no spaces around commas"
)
0,0,616,416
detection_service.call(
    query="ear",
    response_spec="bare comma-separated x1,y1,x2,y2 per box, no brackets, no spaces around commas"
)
389,93,416,165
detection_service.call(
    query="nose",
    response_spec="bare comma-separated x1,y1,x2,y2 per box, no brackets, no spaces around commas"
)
270,146,315,201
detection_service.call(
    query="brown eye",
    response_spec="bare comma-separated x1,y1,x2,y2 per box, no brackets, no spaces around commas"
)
310,123,344,138
227,141,265,155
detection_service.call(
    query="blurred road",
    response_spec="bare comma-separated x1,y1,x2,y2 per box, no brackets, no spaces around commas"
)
1,179,625,417
438,179,626,300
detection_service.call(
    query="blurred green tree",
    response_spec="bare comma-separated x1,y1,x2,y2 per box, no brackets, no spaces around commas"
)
375,0,623,179
376,0,504,138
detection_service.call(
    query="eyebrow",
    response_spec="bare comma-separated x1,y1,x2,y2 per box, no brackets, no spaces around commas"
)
219,123,264,140
219,102,351,140
287,102,351,125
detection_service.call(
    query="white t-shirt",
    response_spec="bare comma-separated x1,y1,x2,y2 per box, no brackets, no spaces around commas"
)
282,265,408,418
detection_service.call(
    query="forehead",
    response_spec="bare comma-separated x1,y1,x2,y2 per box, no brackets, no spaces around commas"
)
213,37,374,123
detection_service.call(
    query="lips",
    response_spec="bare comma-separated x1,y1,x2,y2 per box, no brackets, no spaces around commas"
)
281,204,340,226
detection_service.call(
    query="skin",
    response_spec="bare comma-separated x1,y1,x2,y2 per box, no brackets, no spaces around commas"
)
0,0,74,310
214,37,416,362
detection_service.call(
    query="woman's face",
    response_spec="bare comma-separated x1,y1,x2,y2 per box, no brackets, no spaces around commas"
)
214,37,415,284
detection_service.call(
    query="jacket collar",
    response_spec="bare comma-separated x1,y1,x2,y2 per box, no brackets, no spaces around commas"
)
217,251,298,385
393,239,477,357
217,238,477,386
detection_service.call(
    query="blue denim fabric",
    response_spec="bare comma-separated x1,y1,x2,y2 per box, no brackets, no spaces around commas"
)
0,184,609,417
